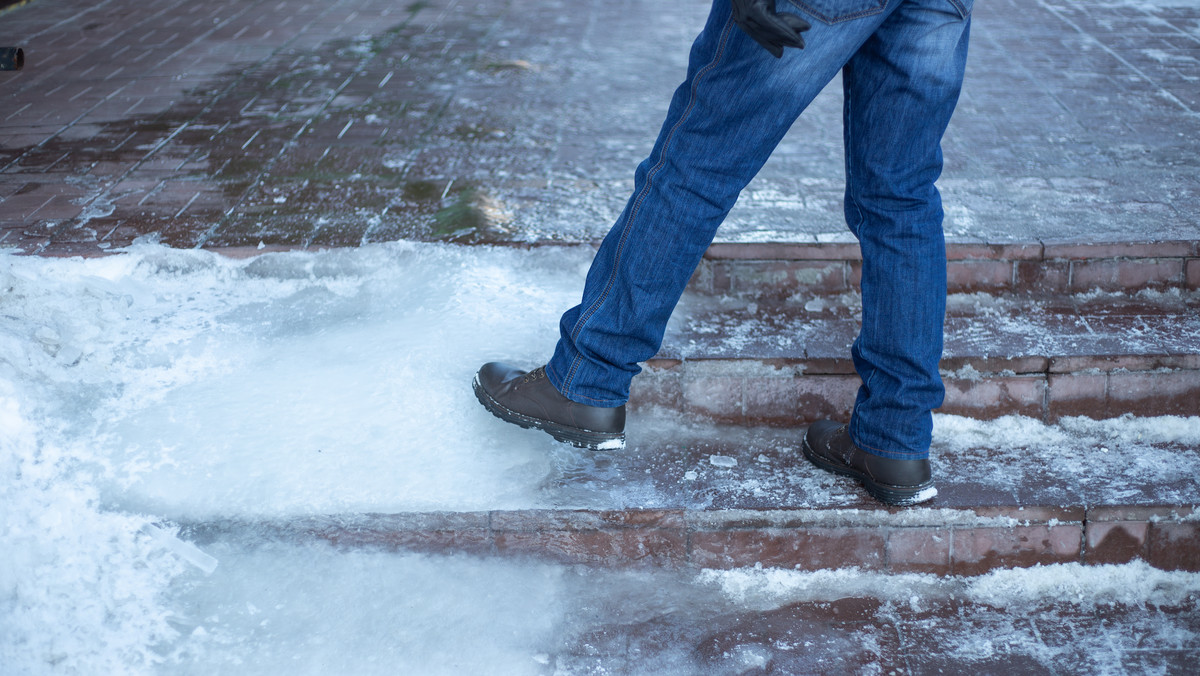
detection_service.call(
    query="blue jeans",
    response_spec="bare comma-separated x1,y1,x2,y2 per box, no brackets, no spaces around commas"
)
546,0,973,459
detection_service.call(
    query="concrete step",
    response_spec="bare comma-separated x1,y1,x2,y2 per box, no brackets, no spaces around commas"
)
636,289,1200,425
180,413,1200,575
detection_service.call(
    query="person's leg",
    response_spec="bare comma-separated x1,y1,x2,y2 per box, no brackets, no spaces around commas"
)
842,0,972,458
545,0,894,408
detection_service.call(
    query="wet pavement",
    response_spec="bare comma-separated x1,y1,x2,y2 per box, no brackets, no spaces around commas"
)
2,0,1199,254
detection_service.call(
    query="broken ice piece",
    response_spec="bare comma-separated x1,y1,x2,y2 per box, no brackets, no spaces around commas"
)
684,470,698,481
142,523,218,575
709,455,737,468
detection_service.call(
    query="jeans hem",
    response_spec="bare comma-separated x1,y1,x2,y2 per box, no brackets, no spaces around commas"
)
544,360,627,408
849,417,930,461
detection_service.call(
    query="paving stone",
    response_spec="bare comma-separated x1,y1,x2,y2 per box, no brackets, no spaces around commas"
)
1148,522,1200,573
494,530,687,568
951,525,1083,576
886,528,953,575
1046,372,1109,421
690,527,887,571
3,0,1200,253
1071,258,1186,292
940,375,1046,420
1086,521,1149,566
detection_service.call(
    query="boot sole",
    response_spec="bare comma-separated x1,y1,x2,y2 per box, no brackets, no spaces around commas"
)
473,375,626,451
801,435,937,506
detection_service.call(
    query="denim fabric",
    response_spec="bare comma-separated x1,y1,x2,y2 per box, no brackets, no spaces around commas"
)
546,0,972,459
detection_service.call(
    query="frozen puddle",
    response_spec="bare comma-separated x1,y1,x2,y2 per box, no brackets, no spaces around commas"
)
2,242,1199,672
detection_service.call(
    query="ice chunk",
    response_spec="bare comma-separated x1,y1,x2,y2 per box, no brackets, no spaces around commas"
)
596,438,625,451
709,455,738,468
911,486,938,503
141,524,218,574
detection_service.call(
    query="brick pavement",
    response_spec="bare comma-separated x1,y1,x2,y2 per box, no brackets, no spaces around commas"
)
1,0,1199,255
554,595,1200,674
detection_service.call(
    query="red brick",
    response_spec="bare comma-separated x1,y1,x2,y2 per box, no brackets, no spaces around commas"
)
947,242,1042,261
207,244,303,258
1107,370,1200,417
489,509,686,531
725,260,848,295
682,375,744,423
1047,372,1107,421
690,528,886,570
629,369,683,412
28,197,86,221
1086,521,1148,565
952,525,1082,575
1088,506,1195,522
318,528,493,556
971,505,1086,523
803,357,858,375
704,242,862,261
940,356,1048,375
711,261,733,293
786,376,859,425
1044,241,1195,260
1014,260,1069,293
947,260,1013,292
495,530,686,567
1147,522,1200,572
742,376,802,424
1049,354,1181,373
940,376,1045,419
686,260,718,294
1070,259,1184,291
887,528,951,574
38,241,108,258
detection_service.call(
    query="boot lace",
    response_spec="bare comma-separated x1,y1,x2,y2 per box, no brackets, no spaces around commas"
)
520,367,546,384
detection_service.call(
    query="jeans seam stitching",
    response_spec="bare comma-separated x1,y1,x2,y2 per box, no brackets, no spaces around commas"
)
785,0,886,24
843,65,867,234
561,11,735,397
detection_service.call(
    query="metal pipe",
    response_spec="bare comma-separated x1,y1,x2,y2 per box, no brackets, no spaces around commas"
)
1,47,24,70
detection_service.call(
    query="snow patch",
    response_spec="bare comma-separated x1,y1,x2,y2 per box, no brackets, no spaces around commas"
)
699,560,1200,610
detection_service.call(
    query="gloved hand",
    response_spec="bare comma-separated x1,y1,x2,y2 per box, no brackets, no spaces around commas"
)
731,0,811,58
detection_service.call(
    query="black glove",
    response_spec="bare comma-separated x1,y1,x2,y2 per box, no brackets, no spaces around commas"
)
731,0,811,58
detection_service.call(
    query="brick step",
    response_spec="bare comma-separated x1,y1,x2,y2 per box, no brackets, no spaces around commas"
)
637,292,1200,424
180,504,1199,576
690,240,1200,297
180,416,1200,574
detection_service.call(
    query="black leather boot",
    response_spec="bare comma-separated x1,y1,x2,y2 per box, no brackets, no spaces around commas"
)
802,420,936,506
473,363,626,450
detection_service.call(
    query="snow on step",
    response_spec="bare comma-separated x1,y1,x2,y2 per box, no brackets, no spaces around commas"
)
644,291,1200,422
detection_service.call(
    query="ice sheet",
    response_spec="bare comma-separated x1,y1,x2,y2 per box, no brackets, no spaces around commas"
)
2,243,597,518
3,242,1198,674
